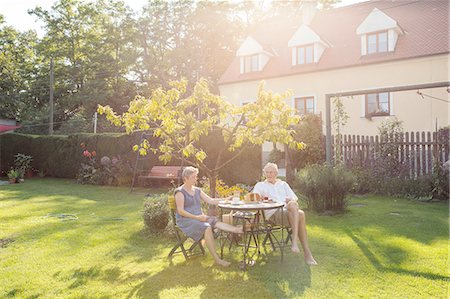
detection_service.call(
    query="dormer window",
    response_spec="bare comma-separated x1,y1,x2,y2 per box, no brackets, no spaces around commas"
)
288,24,329,66
236,36,272,74
296,44,314,65
243,54,259,73
357,8,403,56
367,31,388,54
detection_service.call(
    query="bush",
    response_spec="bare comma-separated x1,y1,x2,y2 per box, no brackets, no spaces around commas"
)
143,194,170,233
1,130,261,187
288,114,325,170
0,132,142,179
432,160,449,200
351,167,373,194
295,164,354,213
351,166,437,200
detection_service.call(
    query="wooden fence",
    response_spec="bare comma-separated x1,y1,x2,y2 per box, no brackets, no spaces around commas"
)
332,130,449,177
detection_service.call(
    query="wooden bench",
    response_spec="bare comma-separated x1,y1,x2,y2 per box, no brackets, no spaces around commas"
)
138,166,183,185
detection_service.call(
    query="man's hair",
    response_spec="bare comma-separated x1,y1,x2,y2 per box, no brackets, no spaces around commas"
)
263,162,278,172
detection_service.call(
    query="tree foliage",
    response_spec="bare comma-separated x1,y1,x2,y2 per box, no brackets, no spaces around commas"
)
98,78,304,195
0,0,340,133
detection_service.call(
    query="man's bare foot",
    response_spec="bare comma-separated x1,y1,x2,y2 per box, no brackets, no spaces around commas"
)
304,254,318,265
216,259,231,267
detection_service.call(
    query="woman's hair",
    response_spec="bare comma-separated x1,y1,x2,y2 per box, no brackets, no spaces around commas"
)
181,166,199,182
263,162,278,173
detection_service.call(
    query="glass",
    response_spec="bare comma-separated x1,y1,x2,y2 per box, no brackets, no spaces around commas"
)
305,46,313,64
378,32,388,52
368,34,377,54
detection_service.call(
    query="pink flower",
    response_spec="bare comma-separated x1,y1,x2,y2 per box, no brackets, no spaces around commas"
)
83,150,92,158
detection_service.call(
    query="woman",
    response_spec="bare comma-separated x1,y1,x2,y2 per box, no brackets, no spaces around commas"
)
253,162,317,265
174,166,242,267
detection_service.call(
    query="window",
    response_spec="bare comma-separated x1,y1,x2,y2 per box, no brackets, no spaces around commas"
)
243,54,259,73
365,92,390,116
295,97,315,115
296,44,314,65
367,31,388,54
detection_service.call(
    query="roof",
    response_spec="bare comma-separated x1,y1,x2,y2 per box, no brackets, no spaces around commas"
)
218,0,449,85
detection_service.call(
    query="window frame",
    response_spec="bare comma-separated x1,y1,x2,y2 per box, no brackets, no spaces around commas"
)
243,54,259,73
294,96,315,115
366,30,389,54
365,92,390,116
296,44,314,65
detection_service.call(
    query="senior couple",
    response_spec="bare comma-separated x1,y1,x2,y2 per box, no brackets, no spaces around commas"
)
174,163,317,267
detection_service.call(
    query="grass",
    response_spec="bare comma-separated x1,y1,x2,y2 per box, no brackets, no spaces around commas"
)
0,178,448,298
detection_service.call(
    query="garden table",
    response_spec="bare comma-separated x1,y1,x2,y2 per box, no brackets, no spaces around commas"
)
218,201,285,270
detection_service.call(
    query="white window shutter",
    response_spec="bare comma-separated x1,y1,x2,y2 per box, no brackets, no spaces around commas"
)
361,35,367,56
313,96,317,114
292,48,296,65
313,44,318,63
361,95,366,117
389,92,394,115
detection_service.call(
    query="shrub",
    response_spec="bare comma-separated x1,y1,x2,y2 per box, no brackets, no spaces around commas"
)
288,114,325,170
351,167,373,194
432,160,449,200
14,153,33,176
1,131,260,187
295,164,354,213
143,194,170,233
0,132,142,179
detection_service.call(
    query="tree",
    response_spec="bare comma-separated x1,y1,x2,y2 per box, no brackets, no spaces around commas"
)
98,78,304,195
0,18,41,121
29,0,139,129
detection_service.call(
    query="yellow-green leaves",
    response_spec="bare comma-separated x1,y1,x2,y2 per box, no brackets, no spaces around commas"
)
195,150,207,162
97,78,304,169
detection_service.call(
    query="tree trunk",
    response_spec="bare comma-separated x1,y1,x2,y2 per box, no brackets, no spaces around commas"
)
209,171,218,197
206,171,219,216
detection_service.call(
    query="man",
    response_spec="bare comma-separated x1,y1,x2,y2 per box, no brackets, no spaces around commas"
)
253,162,317,265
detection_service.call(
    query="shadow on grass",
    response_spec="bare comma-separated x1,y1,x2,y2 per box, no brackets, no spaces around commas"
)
309,199,448,245
125,255,311,298
346,228,448,281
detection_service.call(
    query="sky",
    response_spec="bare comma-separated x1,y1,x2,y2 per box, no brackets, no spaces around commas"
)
1,0,367,35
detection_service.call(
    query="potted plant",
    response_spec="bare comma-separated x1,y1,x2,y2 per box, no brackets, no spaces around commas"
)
7,169,20,184
14,153,33,178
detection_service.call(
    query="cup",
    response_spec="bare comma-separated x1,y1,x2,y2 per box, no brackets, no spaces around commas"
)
232,196,240,204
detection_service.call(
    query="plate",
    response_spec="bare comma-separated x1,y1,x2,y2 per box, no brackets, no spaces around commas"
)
230,201,245,205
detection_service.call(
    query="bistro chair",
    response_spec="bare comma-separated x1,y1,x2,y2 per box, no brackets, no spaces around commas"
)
262,222,293,250
167,195,205,260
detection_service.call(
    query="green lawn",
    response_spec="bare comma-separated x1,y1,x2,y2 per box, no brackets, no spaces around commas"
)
0,179,448,298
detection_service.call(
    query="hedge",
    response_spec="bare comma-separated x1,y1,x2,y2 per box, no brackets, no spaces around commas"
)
0,131,261,186
0,132,144,178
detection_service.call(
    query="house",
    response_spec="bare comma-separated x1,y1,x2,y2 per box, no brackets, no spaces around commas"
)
218,0,449,167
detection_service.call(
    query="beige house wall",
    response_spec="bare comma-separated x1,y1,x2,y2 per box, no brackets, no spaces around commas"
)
219,53,449,136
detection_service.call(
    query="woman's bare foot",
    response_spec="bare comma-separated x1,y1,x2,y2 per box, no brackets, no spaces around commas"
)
216,259,231,267
291,244,300,253
304,254,318,265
